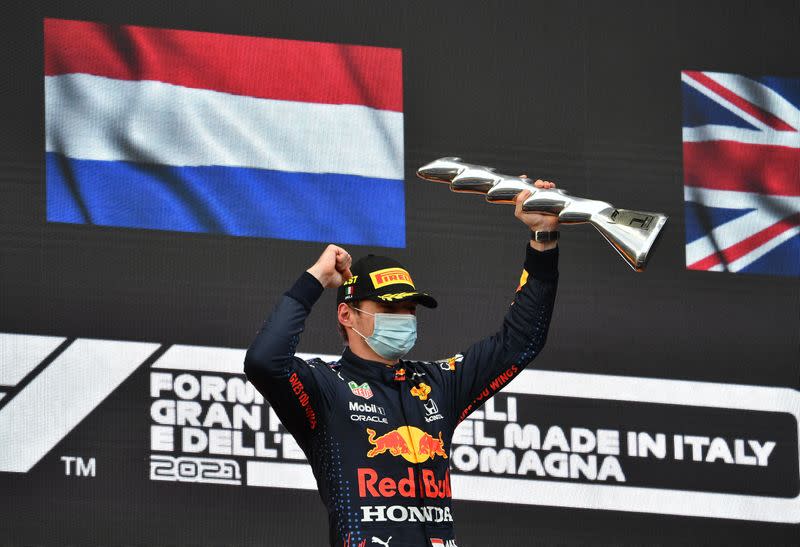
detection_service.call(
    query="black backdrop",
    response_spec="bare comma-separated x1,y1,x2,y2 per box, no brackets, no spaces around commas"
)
1,1,798,545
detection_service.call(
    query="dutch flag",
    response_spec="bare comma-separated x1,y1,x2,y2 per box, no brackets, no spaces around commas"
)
45,18,405,247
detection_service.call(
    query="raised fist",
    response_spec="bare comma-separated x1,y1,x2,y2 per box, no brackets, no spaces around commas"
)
306,244,353,289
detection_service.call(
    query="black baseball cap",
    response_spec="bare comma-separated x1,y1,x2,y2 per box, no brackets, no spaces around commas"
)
336,254,438,308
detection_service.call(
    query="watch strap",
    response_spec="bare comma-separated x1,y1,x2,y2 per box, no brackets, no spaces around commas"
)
531,230,560,242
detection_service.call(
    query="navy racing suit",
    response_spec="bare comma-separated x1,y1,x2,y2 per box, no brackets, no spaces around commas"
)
244,244,558,547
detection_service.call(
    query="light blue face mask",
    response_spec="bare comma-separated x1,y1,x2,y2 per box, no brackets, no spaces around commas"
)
351,306,417,360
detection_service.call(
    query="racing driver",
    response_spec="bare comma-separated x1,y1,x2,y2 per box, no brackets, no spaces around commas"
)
244,183,560,547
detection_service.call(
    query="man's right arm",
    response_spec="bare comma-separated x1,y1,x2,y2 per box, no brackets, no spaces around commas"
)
243,272,328,441
243,244,352,441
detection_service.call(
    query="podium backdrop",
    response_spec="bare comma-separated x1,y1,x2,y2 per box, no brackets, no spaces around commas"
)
1,1,798,545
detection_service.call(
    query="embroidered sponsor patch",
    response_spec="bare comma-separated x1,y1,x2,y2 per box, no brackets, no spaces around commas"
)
348,380,374,399
516,269,529,292
411,382,431,401
377,291,419,301
370,267,414,289
436,354,463,372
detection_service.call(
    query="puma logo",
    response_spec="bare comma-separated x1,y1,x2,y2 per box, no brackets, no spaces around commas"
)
371,536,392,547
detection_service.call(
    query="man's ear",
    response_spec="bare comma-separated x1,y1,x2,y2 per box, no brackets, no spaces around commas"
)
337,302,352,329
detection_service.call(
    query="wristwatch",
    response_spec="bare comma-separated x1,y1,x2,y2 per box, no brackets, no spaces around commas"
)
530,230,560,242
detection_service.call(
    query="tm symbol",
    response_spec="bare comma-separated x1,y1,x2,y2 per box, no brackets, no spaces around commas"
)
61,456,96,477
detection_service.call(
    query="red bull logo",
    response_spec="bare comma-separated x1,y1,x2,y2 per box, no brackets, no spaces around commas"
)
358,467,452,499
417,430,448,460
366,428,411,458
366,426,447,463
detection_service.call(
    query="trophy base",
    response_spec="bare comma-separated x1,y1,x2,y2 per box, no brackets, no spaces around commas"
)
592,208,668,271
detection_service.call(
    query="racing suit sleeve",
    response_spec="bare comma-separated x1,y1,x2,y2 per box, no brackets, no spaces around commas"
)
243,271,333,446
451,243,558,423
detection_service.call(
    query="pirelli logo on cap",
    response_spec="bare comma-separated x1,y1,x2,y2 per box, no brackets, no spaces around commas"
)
370,268,414,289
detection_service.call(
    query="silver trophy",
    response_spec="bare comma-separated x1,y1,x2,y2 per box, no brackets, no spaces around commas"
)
417,157,668,271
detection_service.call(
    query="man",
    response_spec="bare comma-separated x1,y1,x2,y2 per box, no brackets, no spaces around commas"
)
244,183,559,547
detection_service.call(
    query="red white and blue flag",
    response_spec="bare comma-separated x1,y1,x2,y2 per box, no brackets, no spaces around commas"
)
681,70,799,276
45,18,405,247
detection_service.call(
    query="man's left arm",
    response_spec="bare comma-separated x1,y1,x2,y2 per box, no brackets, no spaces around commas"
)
443,181,560,422
448,241,558,423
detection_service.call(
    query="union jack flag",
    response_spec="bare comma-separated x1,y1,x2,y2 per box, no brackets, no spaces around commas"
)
681,70,799,277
